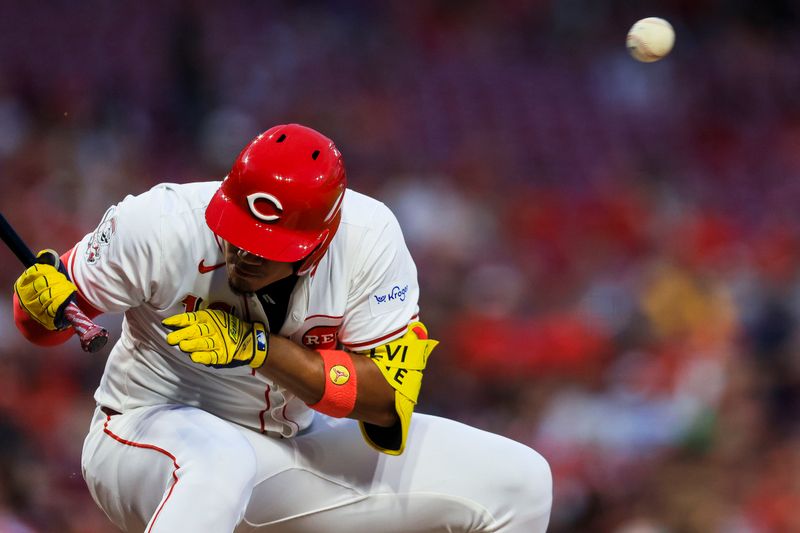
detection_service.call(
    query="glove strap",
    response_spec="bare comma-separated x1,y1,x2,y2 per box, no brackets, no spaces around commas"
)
249,322,270,369
307,350,358,418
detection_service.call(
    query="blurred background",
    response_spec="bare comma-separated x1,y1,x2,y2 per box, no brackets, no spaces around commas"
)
1,0,800,531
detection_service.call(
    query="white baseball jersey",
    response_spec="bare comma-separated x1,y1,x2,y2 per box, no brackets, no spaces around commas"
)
66,181,420,437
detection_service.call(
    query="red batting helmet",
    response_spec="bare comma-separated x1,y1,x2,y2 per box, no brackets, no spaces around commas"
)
205,124,347,275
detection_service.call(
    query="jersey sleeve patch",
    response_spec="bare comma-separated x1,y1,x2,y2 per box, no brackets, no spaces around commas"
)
368,283,410,317
85,207,117,265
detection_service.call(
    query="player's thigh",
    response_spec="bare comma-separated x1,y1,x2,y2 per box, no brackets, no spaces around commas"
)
357,413,552,532
81,404,259,532
232,416,372,531
239,413,550,532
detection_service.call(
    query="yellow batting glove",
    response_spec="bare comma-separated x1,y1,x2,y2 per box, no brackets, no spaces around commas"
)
14,250,77,330
162,309,269,369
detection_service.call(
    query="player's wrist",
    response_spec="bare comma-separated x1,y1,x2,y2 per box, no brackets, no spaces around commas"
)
248,321,269,369
307,350,358,417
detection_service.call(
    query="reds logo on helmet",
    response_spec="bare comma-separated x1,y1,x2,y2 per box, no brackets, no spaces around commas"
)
246,192,283,222
302,325,339,350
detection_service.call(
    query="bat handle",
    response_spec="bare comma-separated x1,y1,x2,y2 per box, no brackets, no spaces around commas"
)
63,302,108,353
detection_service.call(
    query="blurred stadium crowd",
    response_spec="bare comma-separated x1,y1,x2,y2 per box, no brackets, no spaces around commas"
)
2,1,800,531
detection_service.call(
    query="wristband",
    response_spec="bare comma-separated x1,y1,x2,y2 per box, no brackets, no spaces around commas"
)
249,322,269,369
307,350,358,418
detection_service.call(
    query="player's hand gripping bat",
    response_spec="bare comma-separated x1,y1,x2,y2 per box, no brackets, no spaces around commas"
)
0,213,108,352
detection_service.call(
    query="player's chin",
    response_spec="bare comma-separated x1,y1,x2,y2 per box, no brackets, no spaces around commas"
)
227,274,257,295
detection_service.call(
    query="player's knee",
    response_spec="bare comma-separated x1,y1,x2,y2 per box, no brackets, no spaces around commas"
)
487,443,552,515
513,447,552,512
499,445,552,531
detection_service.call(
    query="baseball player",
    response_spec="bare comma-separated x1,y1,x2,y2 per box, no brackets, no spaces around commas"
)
12,124,552,532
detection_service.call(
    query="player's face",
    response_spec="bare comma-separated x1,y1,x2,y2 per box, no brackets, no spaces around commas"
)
224,242,294,294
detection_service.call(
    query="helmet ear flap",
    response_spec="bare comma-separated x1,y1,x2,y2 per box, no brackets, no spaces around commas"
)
296,229,331,276
295,242,323,275
297,207,342,275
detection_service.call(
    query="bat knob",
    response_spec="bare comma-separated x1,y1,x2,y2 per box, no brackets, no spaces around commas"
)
80,325,109,353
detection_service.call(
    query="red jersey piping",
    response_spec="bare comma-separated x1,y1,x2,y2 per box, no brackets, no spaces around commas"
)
102,415,180,533
342,314,419,349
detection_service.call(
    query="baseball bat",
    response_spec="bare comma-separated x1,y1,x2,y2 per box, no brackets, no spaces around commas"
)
0,213,108,353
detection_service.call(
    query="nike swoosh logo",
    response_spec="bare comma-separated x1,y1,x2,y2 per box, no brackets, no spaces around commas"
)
198,259,226,274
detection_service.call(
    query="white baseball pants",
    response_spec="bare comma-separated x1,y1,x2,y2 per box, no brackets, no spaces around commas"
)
81,405,552,532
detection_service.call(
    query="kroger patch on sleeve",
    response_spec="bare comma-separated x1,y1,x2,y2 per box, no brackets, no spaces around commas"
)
369,283,410,317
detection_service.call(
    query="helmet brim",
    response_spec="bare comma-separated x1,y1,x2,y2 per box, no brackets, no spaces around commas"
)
205,188,325,263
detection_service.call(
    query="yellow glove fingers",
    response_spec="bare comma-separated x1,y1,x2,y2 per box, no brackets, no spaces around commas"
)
19,263,47,281
15,299,49,328
18,268,63,300
31,272,54,292
189,351,220,366
162,312,199,330
178,336,216,354
16,271,40,290
165,323,206,346
40,280,72,299
36,284,75,313
34,287,60,316
32,274,72,301
17,288,45,309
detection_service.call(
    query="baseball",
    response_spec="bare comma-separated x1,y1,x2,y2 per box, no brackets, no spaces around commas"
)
626,17,675,62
